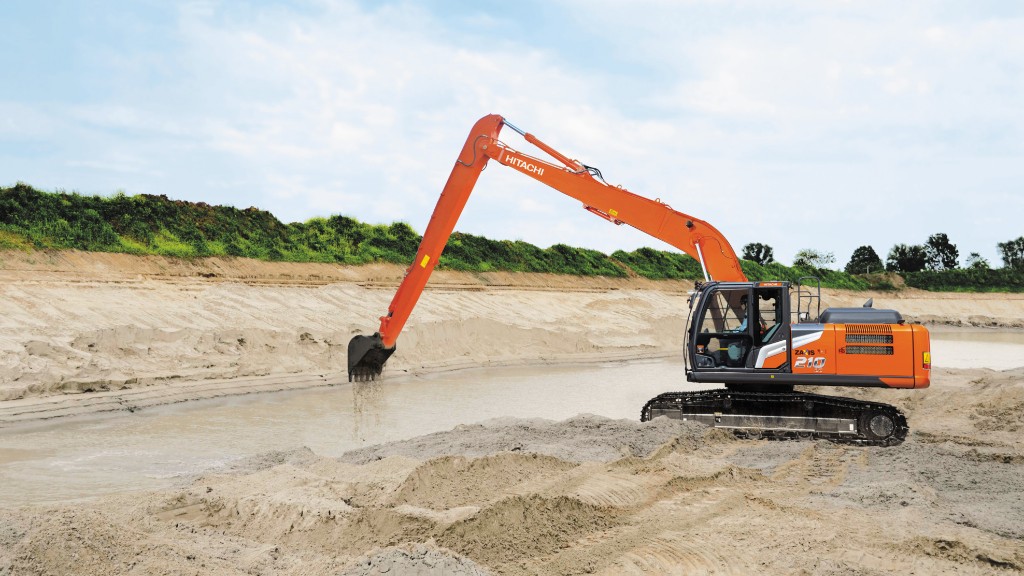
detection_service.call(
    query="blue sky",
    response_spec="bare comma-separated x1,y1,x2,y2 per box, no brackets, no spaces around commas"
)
2,1,1022,266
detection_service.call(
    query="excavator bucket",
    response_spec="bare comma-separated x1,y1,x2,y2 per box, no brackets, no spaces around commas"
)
347,333,395,382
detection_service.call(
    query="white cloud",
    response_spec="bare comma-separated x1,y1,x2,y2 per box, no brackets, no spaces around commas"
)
2,0,1022,266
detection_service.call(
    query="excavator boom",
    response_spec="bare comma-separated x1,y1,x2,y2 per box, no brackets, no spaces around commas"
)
348,114,746,381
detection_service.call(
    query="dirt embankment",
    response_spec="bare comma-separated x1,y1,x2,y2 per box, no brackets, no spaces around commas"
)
3,250,1024,424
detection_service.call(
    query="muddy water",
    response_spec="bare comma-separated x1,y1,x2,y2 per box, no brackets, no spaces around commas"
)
1,328,1021,508
930,327,1024,370
0,358,696,507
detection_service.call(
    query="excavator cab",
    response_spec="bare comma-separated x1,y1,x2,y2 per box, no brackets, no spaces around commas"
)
687,281,791,385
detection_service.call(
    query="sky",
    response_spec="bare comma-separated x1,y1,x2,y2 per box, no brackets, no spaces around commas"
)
2,1,1022,267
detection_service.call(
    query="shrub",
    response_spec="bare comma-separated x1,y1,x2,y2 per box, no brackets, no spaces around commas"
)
904,268,1024,293
610,247,702,280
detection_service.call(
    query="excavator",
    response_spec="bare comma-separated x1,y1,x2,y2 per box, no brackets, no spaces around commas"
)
348,114,931,446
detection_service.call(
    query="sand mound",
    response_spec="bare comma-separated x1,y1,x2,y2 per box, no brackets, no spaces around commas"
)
437,494,620,565
896,536,1022,572
388,452,577,510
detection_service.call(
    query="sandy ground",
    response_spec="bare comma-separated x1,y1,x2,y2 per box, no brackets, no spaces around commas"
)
2,250,1024,575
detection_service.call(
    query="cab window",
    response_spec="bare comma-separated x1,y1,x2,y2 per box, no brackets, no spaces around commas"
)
697,289,747,334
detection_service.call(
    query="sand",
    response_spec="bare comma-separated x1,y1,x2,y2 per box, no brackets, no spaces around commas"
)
1,250,1024,575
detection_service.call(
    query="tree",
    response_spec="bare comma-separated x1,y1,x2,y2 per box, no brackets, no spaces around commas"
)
742,243,774,265
793,248,835,269
925,233,959,270
886,244,928,273
965,252,990,270
997,236,1024,269
845,245,884,274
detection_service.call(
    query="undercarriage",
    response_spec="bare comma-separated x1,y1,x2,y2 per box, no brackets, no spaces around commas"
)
641,388,908,446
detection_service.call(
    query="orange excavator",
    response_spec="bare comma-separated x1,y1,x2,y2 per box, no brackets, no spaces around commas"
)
348,114,931,446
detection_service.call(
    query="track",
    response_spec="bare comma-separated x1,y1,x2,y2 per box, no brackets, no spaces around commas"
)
641,389,909,446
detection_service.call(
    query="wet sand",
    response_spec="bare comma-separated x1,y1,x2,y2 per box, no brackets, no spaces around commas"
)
2,251,1024,574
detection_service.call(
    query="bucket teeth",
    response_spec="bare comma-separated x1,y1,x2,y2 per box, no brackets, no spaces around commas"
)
347,333,396,382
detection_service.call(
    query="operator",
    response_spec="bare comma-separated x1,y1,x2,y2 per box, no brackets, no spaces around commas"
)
727,295,769,364
734,294,767,335
725,295,751,365
736,295,750,332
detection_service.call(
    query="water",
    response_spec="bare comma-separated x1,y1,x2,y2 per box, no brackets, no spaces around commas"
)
1,327,1021,508
930,327,1024,370
0,357,696,507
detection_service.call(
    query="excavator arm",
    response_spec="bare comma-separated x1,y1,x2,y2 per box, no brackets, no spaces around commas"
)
347,114,746,381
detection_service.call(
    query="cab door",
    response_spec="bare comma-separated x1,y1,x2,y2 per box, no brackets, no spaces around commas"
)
750,285,790,371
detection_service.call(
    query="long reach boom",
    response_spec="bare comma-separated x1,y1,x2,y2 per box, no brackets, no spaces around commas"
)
348,114,746,381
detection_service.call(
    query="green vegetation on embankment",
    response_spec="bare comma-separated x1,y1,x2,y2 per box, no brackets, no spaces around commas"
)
1,183,1021,291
